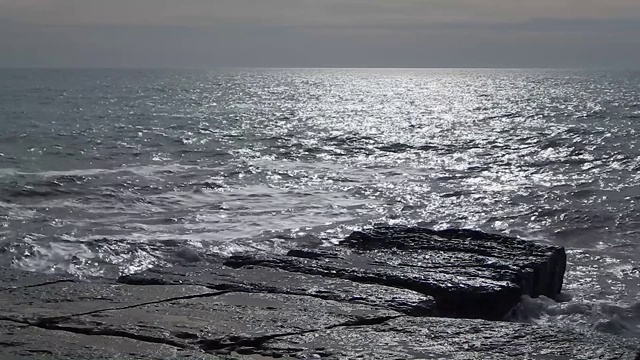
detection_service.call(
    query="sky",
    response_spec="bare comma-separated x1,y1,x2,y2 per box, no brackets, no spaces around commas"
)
1,0,640,68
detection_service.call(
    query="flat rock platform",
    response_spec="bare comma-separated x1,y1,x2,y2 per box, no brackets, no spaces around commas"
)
1,226,637,359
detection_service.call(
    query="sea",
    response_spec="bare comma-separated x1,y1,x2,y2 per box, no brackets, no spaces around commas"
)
1,68,639,340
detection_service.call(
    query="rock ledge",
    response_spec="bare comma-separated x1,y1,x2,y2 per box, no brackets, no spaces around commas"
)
2,226,637,360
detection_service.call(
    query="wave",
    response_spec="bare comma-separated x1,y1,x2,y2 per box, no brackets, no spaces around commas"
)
508,295,640,338
0,163,204,179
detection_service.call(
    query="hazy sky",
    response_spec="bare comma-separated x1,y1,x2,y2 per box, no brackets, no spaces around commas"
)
1,0,640,68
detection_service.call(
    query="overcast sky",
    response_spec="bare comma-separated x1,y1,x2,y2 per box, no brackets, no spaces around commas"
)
1,0,640,68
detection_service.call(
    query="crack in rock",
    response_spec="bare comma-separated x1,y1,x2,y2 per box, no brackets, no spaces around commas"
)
197,329,319,353
24,349,54,355
34,322,189,349
327,314,404,329
34,290,232,325
205,283,410,314
0,340,25,347
1,315,188,350
119,276,422,316
0,280,76,293
197,315,404,355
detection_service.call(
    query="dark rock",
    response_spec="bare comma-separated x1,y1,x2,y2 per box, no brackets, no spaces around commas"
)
344,226,566,297
1,227,633,360
176,246,202,263
0,263,637,360
224,225,566,320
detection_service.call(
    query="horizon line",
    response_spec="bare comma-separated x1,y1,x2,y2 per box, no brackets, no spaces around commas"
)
1,65,637,71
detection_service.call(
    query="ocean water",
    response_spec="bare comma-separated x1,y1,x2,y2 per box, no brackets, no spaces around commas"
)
1,68,639,339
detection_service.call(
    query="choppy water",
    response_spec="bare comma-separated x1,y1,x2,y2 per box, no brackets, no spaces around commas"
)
1,68,640,339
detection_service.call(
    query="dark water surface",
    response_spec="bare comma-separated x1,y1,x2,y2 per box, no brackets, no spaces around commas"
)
1,68,640,338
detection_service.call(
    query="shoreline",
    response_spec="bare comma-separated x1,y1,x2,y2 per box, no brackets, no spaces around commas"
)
2,226,638,359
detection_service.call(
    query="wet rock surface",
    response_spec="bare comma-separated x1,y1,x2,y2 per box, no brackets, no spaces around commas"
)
1,226,638,359
224,226,567,320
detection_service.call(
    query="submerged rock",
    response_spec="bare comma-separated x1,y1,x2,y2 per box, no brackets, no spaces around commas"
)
175,246,202,263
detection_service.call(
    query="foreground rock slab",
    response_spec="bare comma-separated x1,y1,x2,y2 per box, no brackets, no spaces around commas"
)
1,226,636,359
0,267,637,359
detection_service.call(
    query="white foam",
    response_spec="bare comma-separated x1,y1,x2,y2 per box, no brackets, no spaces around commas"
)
508,295,640,338
3,163,211,179
0,168,18,177
12,241,100,277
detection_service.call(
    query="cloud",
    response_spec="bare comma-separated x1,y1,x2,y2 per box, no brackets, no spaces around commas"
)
1,0,639,68
2,0,640,26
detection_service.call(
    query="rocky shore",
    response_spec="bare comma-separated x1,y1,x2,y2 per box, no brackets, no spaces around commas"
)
1,226,638,359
